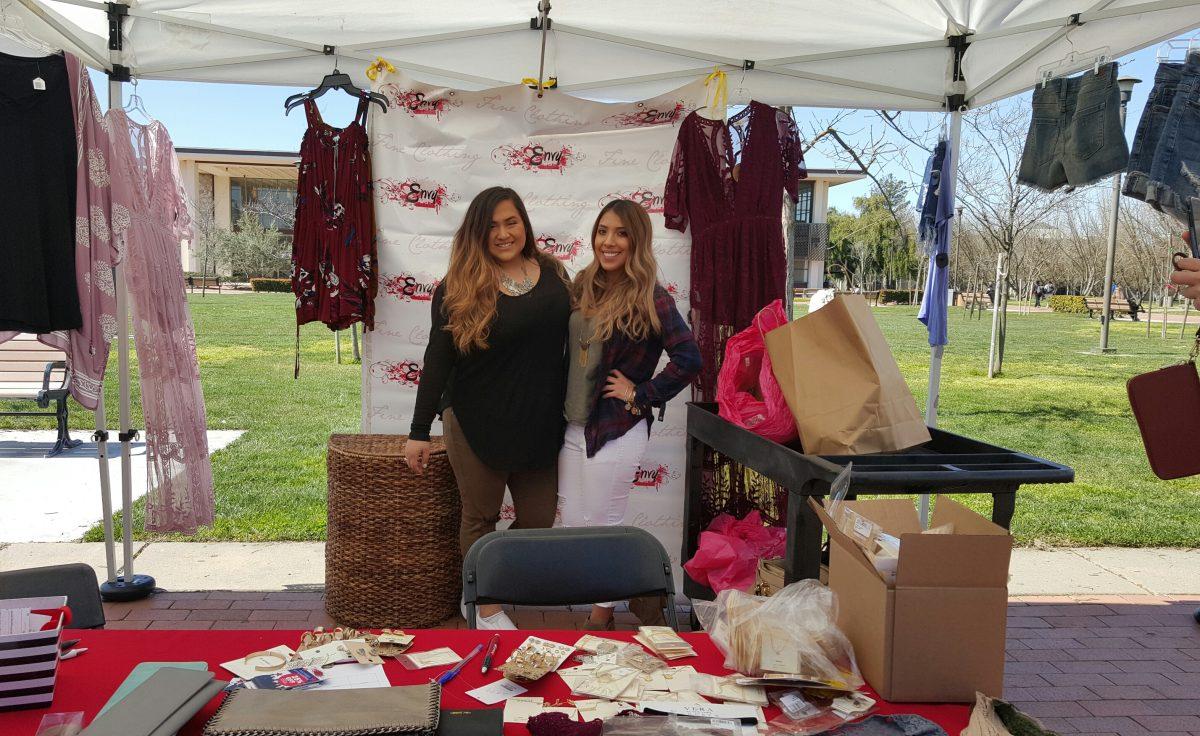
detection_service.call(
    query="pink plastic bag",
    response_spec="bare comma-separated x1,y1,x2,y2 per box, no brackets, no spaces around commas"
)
684,511,787,592
716,300,798,444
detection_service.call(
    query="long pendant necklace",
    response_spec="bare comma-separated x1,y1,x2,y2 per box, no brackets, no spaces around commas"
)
500,259,535,296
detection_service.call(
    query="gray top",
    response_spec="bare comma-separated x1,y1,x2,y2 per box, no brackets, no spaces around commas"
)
565,310,602,424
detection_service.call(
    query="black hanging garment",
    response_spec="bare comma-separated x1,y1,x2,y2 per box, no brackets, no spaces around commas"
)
0,51,81,333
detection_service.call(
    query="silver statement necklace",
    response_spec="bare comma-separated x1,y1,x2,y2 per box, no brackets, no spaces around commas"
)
499,259,535,296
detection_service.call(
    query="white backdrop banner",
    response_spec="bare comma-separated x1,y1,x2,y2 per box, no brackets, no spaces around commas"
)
364,71,706,583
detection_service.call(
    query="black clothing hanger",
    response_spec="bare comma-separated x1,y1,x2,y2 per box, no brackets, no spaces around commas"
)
284,67,388,115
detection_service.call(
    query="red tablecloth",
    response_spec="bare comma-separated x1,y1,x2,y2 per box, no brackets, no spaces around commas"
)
1,630,968,735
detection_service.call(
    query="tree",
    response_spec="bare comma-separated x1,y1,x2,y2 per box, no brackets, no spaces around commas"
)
201,210,291,280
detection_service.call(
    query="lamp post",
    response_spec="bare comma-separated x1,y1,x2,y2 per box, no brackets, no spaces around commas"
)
1098,75,1141,353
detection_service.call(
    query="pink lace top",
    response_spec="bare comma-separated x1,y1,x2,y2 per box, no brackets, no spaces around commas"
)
664,100,806,399
105,109,214,534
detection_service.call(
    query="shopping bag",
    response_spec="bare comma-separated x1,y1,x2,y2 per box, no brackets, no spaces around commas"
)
716,300,798,444
1127,329,1200,479
763,293,931,455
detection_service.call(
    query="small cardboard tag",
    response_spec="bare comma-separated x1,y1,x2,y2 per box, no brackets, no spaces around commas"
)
32,77,46,91
346,641,383,665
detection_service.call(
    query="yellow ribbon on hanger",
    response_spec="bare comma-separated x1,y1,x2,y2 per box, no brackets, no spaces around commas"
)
522,76,558,90
365,57,396,81
704,68,728,113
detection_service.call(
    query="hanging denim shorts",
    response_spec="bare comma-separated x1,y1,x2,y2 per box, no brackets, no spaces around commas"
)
1123,53,1200,223
1017,62,1129,192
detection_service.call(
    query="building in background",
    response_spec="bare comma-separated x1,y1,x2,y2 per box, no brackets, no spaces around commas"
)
792,168,866,289
176,148,299,273
174,149,860,285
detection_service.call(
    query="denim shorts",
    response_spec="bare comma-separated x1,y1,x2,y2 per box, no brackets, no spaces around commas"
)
1124,53,1200,223
1018,62,1129,191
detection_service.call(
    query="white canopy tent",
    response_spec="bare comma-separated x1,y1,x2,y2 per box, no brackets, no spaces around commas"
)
5,0,1200,589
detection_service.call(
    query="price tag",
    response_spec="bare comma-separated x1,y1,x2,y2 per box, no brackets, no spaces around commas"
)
32,77,46,91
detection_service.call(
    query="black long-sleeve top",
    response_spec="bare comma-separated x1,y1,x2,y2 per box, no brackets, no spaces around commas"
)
409,262,571,471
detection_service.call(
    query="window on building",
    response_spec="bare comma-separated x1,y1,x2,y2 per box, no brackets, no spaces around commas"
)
794,181,814,223
231,178,297,235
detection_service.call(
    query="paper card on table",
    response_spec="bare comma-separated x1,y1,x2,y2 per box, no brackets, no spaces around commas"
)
638,666,697,691
320,663,391,690
573,635,611,654
636,690,710,705
636,702,761,720
616,677,645,701
575,699,636,721
557,666,593,692
517,637,576,670
758,625,801,675
574,664,640,700
692,674,768,706
377,632,414,646
400,647,461,670
468,678,529,705
502,696,544,722
293,641,356,668
345,641,384,665
221,645,297,679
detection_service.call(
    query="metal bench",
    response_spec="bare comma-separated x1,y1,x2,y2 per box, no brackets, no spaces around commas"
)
186,275,222,293
0,335,82,457
1083,297,1141,322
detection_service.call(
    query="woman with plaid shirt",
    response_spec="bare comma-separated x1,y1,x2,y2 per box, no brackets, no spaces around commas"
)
558,198,701,631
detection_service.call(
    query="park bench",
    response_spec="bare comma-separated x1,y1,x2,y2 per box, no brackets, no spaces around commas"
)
1083,297,1141,322
0,335,82,457
956,291,994,309
186,275,222,293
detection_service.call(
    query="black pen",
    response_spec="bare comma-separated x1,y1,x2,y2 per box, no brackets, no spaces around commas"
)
59,638,81,651
481,634,500,674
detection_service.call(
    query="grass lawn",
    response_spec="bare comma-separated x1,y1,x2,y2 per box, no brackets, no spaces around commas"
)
2,293,1198,546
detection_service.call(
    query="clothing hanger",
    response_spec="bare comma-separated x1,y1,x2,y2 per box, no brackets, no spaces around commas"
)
0,2,58,56
1036,37,1111,88
283,53,388,115
1156,36,1200,63
123,77,155,124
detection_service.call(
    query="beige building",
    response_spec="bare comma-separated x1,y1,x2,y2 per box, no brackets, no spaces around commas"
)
173,149,861,285
176,148,300,274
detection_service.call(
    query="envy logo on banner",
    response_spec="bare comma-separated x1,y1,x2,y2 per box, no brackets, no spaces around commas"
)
370,360,423,388
601,187,665,214
375,178,455,212
492,142,579,173
631,463,677,490
381,272,440,302
603,101,689,128
379,84,461,119
537,234,585,261
664,281,691,302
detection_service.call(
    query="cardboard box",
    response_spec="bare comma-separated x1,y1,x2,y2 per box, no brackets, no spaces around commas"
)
810,495,1011,703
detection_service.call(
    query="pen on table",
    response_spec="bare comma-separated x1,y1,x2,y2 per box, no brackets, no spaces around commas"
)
481,634,500,675
59,638,81,651
59,647,88,661
435,643,483,686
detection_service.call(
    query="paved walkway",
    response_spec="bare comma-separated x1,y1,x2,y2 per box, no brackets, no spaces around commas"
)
4,542,1198,596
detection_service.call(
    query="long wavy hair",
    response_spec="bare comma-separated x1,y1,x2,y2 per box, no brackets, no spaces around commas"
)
442,187,563,352
573,199,662,343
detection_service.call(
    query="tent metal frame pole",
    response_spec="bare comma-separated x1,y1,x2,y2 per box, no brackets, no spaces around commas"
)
339,24,530,52
94,398,117,583
757,65,945,103
100,2,154,602
15,0,109,70
124,8,326,52
969,0,1200,43
44,0,107,10
763,39,948,66
553,23,744,66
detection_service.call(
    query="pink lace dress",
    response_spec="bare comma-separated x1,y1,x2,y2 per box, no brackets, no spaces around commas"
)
664,101,806,400
105,109,214,534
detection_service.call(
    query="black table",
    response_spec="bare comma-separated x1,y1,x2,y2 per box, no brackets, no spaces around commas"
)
682,402,1075,598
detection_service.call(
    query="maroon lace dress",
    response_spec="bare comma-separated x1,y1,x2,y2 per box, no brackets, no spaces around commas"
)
664,100,805,400
291,97,377,338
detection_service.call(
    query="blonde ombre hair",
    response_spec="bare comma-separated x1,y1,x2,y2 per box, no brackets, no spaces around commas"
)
573,199,662,343
442,187,564,353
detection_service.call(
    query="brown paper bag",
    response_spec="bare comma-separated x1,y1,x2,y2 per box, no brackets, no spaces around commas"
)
763,294,930,454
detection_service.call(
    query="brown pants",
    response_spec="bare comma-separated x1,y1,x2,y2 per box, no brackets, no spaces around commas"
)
443,408,558,556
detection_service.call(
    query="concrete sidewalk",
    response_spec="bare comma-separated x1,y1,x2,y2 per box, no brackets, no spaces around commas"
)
2,541,1198,595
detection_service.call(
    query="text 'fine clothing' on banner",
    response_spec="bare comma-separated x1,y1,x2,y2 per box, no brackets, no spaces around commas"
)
364,71,705,583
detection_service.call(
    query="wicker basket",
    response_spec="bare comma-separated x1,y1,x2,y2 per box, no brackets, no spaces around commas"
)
325,434,461,628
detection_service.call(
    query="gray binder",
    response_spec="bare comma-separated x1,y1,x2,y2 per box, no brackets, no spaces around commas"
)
82,666,226,736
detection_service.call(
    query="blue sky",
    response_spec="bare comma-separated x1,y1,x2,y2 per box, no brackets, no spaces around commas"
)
88,37,1192,213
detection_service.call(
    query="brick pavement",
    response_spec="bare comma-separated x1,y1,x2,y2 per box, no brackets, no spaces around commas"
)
101,592,1200,736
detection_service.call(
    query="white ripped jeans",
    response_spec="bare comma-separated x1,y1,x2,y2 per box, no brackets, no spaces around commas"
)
557,421,650,608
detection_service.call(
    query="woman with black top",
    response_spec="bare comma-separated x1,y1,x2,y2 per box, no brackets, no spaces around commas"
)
404,186,570,630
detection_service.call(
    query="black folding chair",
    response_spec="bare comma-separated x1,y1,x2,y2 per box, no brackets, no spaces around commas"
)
462,526,678,631
0,563,106,629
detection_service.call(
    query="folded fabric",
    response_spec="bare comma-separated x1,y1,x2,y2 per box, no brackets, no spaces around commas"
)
204,682,440,736
684,511,786,592
82,667,225,736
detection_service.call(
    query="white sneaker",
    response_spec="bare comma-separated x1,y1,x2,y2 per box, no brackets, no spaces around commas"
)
477,609,517,630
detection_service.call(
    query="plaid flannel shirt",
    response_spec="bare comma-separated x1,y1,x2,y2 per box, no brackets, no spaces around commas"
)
583,285,701,458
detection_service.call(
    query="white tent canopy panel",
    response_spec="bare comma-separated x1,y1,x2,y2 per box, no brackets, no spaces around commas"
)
9,0,1200,109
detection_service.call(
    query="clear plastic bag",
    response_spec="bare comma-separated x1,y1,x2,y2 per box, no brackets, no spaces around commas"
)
693,580,862,689
602,715,742,736
35,713,85,736
763,690,877,736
